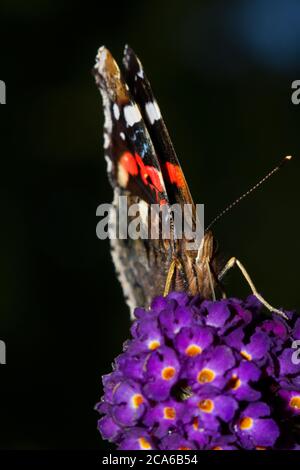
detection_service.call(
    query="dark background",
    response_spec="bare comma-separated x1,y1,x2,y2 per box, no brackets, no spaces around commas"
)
0,0,299,450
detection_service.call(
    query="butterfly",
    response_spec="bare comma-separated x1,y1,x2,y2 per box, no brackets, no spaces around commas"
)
93,45,288,319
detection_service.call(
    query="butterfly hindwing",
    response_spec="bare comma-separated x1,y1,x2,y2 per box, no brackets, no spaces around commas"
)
94,47,174,314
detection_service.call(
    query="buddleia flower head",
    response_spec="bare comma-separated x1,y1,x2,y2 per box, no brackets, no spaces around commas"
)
96,292,300,450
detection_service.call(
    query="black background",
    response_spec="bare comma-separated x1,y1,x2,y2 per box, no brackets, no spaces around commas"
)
0,0,299,450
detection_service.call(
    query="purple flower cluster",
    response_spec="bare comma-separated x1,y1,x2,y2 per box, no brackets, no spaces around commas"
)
96,292,300,450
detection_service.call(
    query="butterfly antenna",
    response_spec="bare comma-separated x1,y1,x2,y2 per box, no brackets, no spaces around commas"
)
205,155,292,232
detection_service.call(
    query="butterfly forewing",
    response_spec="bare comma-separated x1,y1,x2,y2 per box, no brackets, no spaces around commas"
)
93,47,169,207
122,45,195,211
94,46,217,314
94,47,175,314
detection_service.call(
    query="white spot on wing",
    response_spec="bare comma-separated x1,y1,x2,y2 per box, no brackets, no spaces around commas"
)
120,132,126,140
145,101,161,125
99,90,112,133
124,104,141,127
113,103,120,120
103,133,110,148
118,163,129,188
95,46,107,74
105,155,112,173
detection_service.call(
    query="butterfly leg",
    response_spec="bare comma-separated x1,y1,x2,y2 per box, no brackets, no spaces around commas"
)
218,257,288,319
164,258,182,297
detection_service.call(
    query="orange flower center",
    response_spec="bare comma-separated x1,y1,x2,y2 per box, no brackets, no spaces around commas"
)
163,407,176,420
228,374,241,390
161,366,176,380
240,350,252,361
148,340,160,350
138,437,152,449
185,344,202,357
131,394,144,409
290,396,300,410
239,416,253,430
198,399,214,413
197,368,215,383
192,417,199,430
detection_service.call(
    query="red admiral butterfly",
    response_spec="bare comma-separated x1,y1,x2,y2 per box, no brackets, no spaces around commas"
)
94,45,289,319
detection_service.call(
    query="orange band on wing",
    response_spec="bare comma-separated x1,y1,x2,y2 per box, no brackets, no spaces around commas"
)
119,151,166,204
165,162,185,188
119,151,139,176
135,154,164,193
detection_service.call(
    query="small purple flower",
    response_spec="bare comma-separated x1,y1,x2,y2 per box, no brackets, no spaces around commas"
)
226,361,261,402
174,326,213,358
184,417,211,448
185,392,238,431
278,389,300,415
143,398,183,438
239,332,271,363
111,380,147,427
129,316,164,352
118,428,154,450
143,346,180,401
159,304,193,338
235,402,280,449
185,345,235,391
205,300,231,328
96,292,300,450
97,415,121,441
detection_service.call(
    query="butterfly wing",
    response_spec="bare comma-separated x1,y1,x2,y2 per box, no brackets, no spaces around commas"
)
122,46,212,293
94,47,174,315
122,45,195,210
94,46,170,207
94,46,216,314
